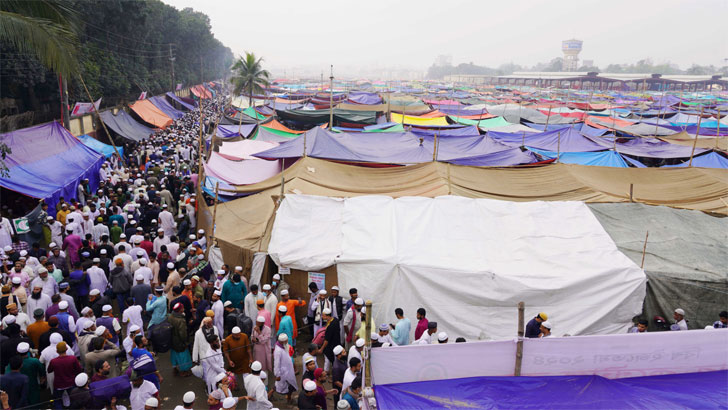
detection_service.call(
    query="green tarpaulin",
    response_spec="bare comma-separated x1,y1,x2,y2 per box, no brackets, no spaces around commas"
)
450,116,511,129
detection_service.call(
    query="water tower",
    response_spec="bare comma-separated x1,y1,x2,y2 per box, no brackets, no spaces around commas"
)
562,39,583,71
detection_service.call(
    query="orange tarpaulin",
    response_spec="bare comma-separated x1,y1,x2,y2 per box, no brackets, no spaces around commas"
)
586,115,633,129
419,110,448,118
129,100,173,129
261,119,304,134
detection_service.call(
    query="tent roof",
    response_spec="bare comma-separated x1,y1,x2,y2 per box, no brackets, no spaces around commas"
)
589,135,709,158
391,112,449,126
529,148,628,167
204,152,281,186
166,92,195,110
99,110,154,142
217,124,257,138
148,96,184,120
0,122,104,209
662,151,728,169
129,99,173,129
489,128,606,152
78,134,123,159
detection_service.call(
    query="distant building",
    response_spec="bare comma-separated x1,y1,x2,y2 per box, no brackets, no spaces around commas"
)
582,59,594,68
562,39,583,71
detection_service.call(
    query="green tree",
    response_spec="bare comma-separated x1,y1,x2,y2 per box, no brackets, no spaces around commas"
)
230,52,270,107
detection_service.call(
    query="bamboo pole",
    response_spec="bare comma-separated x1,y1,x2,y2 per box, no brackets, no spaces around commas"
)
544,105,552,130
688,107,705,167
514,301,525,376
328,65,334,130
640,231,649,269
204,182,219,259
716,109,721,150
365,300,373,387
556,131,561,163
78,74,122,161
433,131,438,162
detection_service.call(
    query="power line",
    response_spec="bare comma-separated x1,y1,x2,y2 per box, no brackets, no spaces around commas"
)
81,19,177,46
81,33,176,56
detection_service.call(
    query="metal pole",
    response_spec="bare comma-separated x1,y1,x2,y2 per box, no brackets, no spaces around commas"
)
328,65,334,130
688,107,704,167
514,301,525,376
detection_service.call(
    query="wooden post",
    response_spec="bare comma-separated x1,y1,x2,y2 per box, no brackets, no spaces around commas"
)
556,131,561,163
514,301,525,376
688,107,704,167
365,300,373,386
328,65,334,130
640,231,649,269
78,74,122,161
544,105,552,130
629,183,634,202
716,109,721,150
204,182,219,259
433,131,438,162
197,102,204,195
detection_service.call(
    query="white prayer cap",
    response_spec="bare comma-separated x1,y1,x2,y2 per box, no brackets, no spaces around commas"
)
83,321,94,330
16,342,29,353
331,286,339,291
355,298,364,305
278,305,287,313
183,391,196,404
333,345,344,355
75,373,89,387
214,372,227,383
81,307,92,315
382,342,391,347
3,246,11,252
47,216,54,220
129,324,141,333
370,333,379,342
218,269,226,275
95,326,107,336
93,257,101,263
675,308,685,316
361,307,366,314
323,308,332,315
183,279,191,286
280,289,289,296
197,229,205,234
262,284,271,291
355,338,366,348
188,234,196,240
135,274,144,281
214,290,222,296
251,361,262,371
197,254,204,260
49,242,58,248
89,289,101,296
167,262,175,269
272,274,281,280
162,204,168,208
119,234,126,238
136,250,144,256
256,316,266,323
303,380,317,392
437,332,448,342
139,258,147,265
260,370,267,380
234,266,243,271
319,290,327,296
19,250,27,257
129,220,136,225
145,397,159,408
278,333,288,342
157,228,164,232
11,277,21,284
705,325,715,330
541,320,552,330
50,333,63,344
59,301,69,310
378,324,389,331
337,400,352,409
102,304,112,312
222,397,237,409
224,301,232,307
232,326,241,334
4,315,16,324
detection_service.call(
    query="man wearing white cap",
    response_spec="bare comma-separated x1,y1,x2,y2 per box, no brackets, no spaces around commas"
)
221,397,238,410
130,369,158,410
134,258,153,285
13,341,44,406
157,202,176,239
68,372,91,409
348,338,365,365
202,334,225,394
39,332,63,392
211,289,225,337
164,262,181,299
673,308,688,331
271,273,289,301
377,323,398,346
80,212,94,237
312,289,332,335
48,216,64,246
30,266,58,297
56,300,76,333
437,332,449,344
4,303,29,332
244,360,274,410
298,379,318,409
152,228,170,254
213,269,228,293
124,325,142,362
87,257,108,294
92,216,109,244
26,283,52,324
262,284,278,328
343,298,364,349
196,229,207,250
124,281,146,334
234,265,248,288
96,304,122,345
144,397,159,410
273,333,297,403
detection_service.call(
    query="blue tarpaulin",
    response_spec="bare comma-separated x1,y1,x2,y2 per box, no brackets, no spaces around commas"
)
662,152,728,169
149,96,184,120
166,92,196,111
78,134,123,158
528,148,628,167
375,371,728,410
0,122,104,214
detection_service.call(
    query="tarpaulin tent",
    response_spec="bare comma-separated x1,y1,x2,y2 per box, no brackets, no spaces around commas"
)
658,131,728,151
148,96,184,120
0,122,104,214
217,140,279,161
251,127,299,143
589,203,728,330
268,195,646,340
166,92,196,110
129,100,173,129
204,152,281,186
391,112,449,126
375,371,728,409
410,126,481,138
99,110,154,142
217,124,257,139
588,135,708,158
489,128,606,152
276,109,378,126
78,134,123,159
446,149,539,166
260,119,304,135
661,151,728,169
346,92,382,105
528,148,629,167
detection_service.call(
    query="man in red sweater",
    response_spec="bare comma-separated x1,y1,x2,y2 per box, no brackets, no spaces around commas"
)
47,341,83,408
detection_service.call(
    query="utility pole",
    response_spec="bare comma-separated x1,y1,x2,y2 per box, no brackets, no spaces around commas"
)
200,55,203,83
328,65,334,130
169,44,176,91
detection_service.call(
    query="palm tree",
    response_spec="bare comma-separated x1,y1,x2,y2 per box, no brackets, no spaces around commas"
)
230,52,270,108
0,0,80,77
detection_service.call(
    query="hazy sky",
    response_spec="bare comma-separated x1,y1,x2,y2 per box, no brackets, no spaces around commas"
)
163,0,727,76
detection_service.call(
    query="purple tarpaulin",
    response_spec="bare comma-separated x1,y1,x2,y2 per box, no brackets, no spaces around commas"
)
149,96,184,120
0,121,104,214
217,124,257,138
662,151,728,169
347,92,382,105
375,371,728,410
410,125,481,137
489,128,606,152
587,135,708,158
166,92,196,110
204,152,281,185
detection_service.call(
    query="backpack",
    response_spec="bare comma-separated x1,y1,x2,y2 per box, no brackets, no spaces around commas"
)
148,320,173,353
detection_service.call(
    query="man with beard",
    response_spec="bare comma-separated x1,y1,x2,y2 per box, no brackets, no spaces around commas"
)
26,284,52,324
90,359,111,383
222,326,252,386
202,335,225,394
84,336,120,377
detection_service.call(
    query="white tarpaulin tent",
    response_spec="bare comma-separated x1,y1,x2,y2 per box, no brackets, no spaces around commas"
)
268,195,647,341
